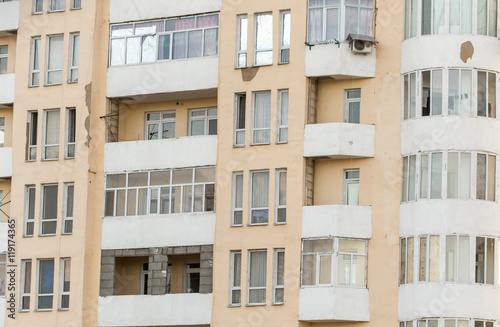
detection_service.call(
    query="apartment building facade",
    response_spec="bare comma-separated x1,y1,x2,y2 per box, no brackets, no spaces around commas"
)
0,0,497,327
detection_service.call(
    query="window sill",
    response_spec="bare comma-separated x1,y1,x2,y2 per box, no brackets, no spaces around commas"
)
228,304,241,308
32,12,43,15
247,223,268,227
69,7,82,10
274,222,286,226
271,302,284,306
47,10,66,13
278,61,289,65
61,233,72,236
230,224,243,228
67,80,78,84
233,144,245,148
246,303,266,307
38,234,56,237
57,308,69,311
28,84,39,88
250,142,271,146
19,310,29,313
276,141,288,145
35,308,53,312
41,159,59,161
44,83,62,87
22,235,34,238
252,63,272,68
109,55,219,68
64,157,75,160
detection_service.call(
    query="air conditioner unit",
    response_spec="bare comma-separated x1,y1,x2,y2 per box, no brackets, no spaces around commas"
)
347,34,377,55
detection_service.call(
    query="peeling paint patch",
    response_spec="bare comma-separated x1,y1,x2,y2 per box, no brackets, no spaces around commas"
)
460,41,474,63
85,83,92,147
241,67,259,81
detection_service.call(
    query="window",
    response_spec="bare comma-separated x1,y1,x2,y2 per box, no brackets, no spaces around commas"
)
49,0,64,11
236,15,248,68
145,111,175,140
477,71,496,118
302,239,334,286
0,117,4,147
110,14,219,66
400,237,414,284
275,169,287,224
105,168,215,217
25,186,36,237
70,0,81,9
229,251,242,306
62,183,74,234
0,46,7,75
400,322,414,327
231,172,243,226
59,258,70,309
404,0,418,39
476,153,496,201
250,170,269,225
20,260,32,311
402,155,416,202
337,239,367,287
445,320,470,327
188,108,217,136
252,91,271,144
254,13,273,66
420,152,443,199
345,89,361,123
46,35,64,85
475,236,495,284
446,152,471,199
474,321,495,327
33,0,43,14
272,249,285,304
43,109,60,160
27,111,38,161
477,0,497,36
419,235,440,282
279,10,290,64
421,70,443,116
445,235,469,283
0,253,5,295
184,263,200,293
37,259,54,310
29,37,41,86
65,108,76,158
448,69,472,116
277,90,289,143
68,33,79,83
308,0,374,42
247,250,267,305
418,320,439,327
140,263,148,295
41,184,58,235
343,169,359,205
0,190,2,220
403,72,417,119
234,93,246,146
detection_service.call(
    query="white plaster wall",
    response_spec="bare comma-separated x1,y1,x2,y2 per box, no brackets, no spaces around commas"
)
0,148,12,178
304,123,375,158
106,57,218,101
98,293,212,326
0,2,19,35
402,35,500,73
104,136,217,173
299,287,370,322
302,205,372,239
109,0,222,23
0,223,7,253
0,75,14,105
402,117,500,155
400,200,500,237
305,43,376,78
399,284,500,321
101,212,215,250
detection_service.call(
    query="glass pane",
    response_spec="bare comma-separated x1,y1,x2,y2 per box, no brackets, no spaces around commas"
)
160,187,170,214
319,255,332,284
204,28,218,56
194,185,203,212
432,70,443,115
326,8,340,40
407,237,414,283
429,235,440,282
171,186,181,213
158,34,171,60
447,152,459,198
204,184,215,211
308,8,323,42
116,190,126,216
477,153,487,200
488,0,497,36
446,235,457,282
400,238,407,283
478,71,487,117
141,35,156,63
255,51,272,66
450,0,460,33
448,70,459,115
150,171,170,186
43,185,58,221
337,254,352,285
419,237,427,281
128,172,148,187
422,71,431,116
137,188,147,215
433,0,445,33
422,0,432,34
486,238,494,284
126,189,137,216
172,169,193,184
182,185,193,213
347,182,359,205
302,254,316,285
126,37,141,64
239,17,248,51
105,191,115,216
303,239,333,253
487,155,495,201
150,188,158,214
249,251,267,287
190,120,205,136
402,157,408,201
256,14,273,50
187,30,203,58
39,260,54,294
488,72,496,117
172,32,187,59
196,168,215,183
458,236,470,283
430,152,442,198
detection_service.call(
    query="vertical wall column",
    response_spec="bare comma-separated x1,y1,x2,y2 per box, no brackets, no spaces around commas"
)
100,250,116,296
148,247,169,295
200,245,214,294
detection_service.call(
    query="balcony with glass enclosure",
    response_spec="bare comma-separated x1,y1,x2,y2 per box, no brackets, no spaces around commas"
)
106,14,219,102
0,1,18,36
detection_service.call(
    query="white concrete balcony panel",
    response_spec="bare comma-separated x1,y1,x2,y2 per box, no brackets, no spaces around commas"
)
304,123,375,159
0,223,7,253
110,0,221,24
0,148,12,178
402,35,500,74
305,43,376,78
104,136,217,173
302,205,372,239
106,57,218,102
98,293,212,326
0,74,15,105
402,117,500,155
101,212,215,250
0,1,19,36
399,283,500,321
299,287,369,322
400,200,500,237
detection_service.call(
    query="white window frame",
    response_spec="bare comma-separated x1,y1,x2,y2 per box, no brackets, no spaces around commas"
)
25,185,36,237
27,111,38,161
418,234,440,282
140,262,148,295
275,169,287,225
183,262,200,293
249,170,269,226
62,183,74,235
0,45,7,75
476,153,496,201
188,108,217,136
344,89,361,123
253,12,273,66
20,259,32,312
42,109,60,160
58,258,70,310
70,0,81,10
251,91,271,145
36,259,54,311
419,152,444,200
229,250,242,306
337,239,367,287
231,172,244,227
0,117,4,147
400,237,414,285
48,0,65,12
65,108,76,159
247,249,267,306
45,34,64,86
33,0,43,14
235,15,248,68
475,236,496,285
40,184,58,236
343,169,359,205
144,111,176,140
278,10,290,64
29,37,41,87
234,93,246,147
474,320,496,327
402,155,417,202
277,89,288,144
272,248,285,305
445,235,470,283
68,33,79,83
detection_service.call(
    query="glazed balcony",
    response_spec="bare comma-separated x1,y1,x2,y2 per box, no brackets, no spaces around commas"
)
0,147,12,178
0,74,14,106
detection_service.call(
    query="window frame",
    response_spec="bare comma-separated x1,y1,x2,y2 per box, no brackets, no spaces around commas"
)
62,183,74,235
275,169,287,225
247,249,267,306
234,93,246,147
70,0,81,10
36,259,54,311
231,172,244,227
475,236,495,284
58,258,70,310
278,10,291,64
272,248,285,305
400,237,414,285
344,89,361,123
139,262,149,295
65,108,76,159
343,169,359,205
29,37,41,87
251,91,271,145
235,14,248,68
0,45,7,75
20,259,32,312
253,12,273,67
27,111,38,161
42,109,60,160
45,34,64,86
68,33,79,83
32,0,43,14
25,185,36,237
144,111,176,140
418,234,440,282
0,117,4,147
401,155,417,203
40,184,58,236
48,0,65,12
445,234,470,283
229,250,242,306
277,89,289,144
188,108,217,136
249,170,269,226
183,262,201,293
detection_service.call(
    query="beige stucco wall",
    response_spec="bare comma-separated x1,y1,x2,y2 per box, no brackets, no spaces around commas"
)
169,253,199,294
114,256,148,296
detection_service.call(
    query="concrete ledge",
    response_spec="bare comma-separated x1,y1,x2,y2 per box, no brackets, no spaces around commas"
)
304,123,375,159
0,147,12,178
110,0,221,23
98,293,212,326
0,1,19,36
302,205,372,239
0,74,15,105
101,212,215,250
104,135,217,173
305,43,376,78
299,287,369,322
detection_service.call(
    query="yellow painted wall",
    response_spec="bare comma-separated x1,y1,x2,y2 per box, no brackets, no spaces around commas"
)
114,256,148,296
168,254,199,294
0,35,17,74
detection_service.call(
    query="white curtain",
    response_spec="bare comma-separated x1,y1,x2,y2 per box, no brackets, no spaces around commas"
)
449,0,460,33
256,14,273,50
462,0,473,33
111,39,125,66
478,0,488,34
252,171,269,209
187,30,203,58
126,37,141,64
460,70,472,116
448,70,459,115
197,14,218,28
430,152,442,199
204,28,218,56
253,92,271,143
326,8,339,40
488,0,497,36
433,0,445,33
308,8,323,42
459,152,471,199
172,32,187,59
420,155,429,198
359,8,372,36
158,35,171,60
344,7,358,39
45,110,60,146
249,251,266,303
